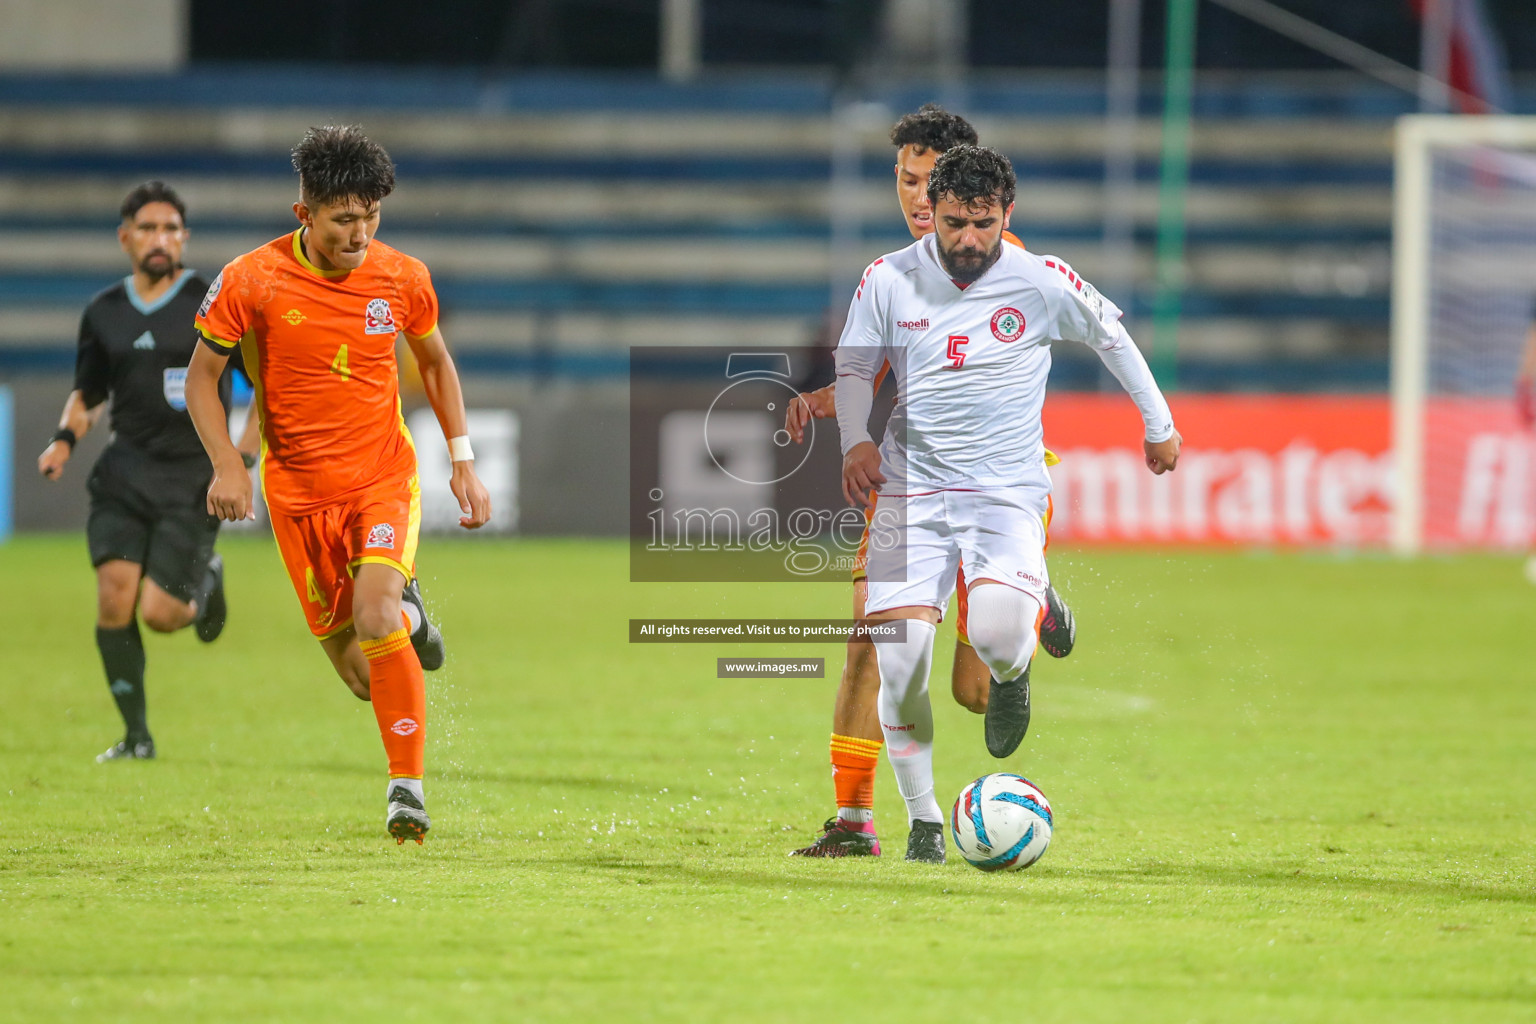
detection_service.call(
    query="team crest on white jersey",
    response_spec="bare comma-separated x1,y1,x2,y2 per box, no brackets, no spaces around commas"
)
198,272,223,317
364,298,397,335
365,523,396,549
991,307,1026,342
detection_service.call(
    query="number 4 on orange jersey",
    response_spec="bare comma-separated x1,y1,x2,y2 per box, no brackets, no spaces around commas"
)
331,344,351,380
305,566,329,607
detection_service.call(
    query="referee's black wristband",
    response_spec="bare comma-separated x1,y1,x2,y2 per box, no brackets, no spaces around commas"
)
50,428,77,450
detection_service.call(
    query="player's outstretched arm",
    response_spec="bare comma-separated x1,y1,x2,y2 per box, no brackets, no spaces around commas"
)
37,390,98,480
186,343,254,520
1048,260,1180,475
1095,328,1179,475
1077,313,1180,474
405,327,491,529
1097,328,1180,475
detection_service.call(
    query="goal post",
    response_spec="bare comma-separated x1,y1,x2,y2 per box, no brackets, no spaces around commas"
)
1391,115,1536,554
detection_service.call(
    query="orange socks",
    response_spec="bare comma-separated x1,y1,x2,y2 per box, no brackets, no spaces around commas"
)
358,626,425,779
830,734,882,811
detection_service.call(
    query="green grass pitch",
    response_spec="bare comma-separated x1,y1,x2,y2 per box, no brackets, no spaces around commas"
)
2,534,1533,1022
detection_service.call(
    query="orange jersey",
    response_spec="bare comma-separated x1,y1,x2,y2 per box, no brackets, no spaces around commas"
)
870,230,1025,394
196,229,439,515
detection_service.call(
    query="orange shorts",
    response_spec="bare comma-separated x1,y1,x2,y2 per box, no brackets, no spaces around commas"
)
268,475,422,638
859,493,1054,648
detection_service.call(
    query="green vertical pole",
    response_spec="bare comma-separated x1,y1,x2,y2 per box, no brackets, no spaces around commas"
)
1152,0,1198,390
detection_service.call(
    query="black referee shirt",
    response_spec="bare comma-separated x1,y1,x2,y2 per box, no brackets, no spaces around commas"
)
73,271,243,461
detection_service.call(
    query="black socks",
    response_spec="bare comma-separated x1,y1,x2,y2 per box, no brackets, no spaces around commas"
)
192,562,218,620
96,623,149,743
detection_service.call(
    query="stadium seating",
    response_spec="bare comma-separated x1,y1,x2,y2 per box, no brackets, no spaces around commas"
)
1,68,1499,389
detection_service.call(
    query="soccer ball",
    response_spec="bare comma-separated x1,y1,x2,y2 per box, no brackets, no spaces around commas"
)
951,773,1053,872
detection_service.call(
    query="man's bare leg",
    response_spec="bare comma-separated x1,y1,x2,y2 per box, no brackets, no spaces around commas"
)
320,626,371,700
951,639,990,714
791,580,886,857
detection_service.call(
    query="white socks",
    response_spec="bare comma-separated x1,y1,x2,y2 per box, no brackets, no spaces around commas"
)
874,618,943,824
387,777,424,803
837,807,874,824
966,584,1041,683
401,600,423,636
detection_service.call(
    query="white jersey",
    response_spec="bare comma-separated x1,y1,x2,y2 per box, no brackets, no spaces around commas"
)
834,233,1173,493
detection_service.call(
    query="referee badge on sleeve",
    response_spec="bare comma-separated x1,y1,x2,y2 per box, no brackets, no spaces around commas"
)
163,367,188,411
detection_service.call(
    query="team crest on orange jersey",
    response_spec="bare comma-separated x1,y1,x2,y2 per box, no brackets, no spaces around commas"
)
365,523,396,549
364,298,397,335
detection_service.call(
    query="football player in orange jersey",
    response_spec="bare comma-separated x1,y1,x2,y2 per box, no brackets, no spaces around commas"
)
183,126,491,845
788,106,1076,859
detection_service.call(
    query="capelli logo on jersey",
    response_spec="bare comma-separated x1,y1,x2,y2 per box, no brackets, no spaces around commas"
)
364,298,397,336
897,318,930,331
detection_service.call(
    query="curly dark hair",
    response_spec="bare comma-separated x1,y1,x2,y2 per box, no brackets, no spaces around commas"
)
889,103,978,155
926,144,1016,211
120,181,186,223
291,125,396,208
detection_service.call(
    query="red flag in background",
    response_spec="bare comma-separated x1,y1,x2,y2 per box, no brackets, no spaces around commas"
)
1410,0,1512,113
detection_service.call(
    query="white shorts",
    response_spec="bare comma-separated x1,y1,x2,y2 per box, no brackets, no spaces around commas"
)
863,485,1050,618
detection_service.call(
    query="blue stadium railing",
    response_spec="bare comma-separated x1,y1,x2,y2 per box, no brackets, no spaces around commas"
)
1,66,1531,117
1,68,1456,390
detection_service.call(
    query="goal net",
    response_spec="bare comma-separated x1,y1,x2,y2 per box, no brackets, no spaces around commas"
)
1392,115,1536,552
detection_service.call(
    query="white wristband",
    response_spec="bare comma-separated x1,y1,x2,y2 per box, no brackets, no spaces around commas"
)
448,435,474,462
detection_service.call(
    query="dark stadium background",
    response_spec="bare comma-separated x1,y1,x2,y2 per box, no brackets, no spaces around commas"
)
189,1,1536,71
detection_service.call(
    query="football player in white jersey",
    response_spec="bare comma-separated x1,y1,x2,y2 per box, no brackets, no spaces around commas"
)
789,106,1079,860
835,145,1181,862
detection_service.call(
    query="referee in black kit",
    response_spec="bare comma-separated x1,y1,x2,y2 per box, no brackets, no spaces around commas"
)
37,182,259,762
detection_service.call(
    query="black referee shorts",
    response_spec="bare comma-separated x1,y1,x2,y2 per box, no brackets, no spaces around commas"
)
86,441,220,604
